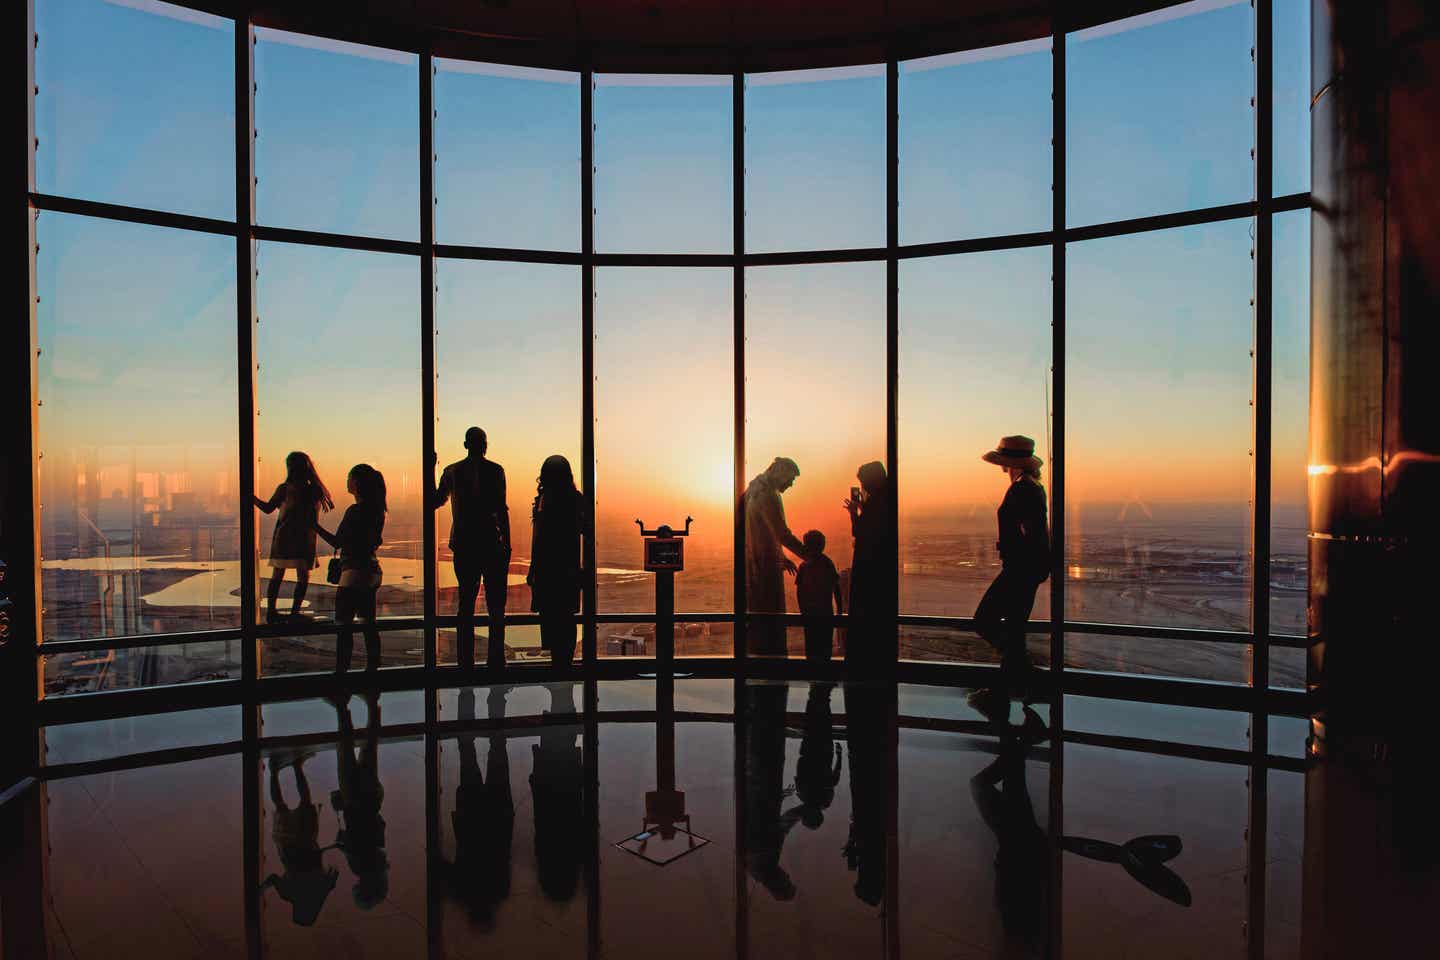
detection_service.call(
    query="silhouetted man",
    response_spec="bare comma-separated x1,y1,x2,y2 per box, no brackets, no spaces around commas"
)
433,427,511,672
743,457,805,656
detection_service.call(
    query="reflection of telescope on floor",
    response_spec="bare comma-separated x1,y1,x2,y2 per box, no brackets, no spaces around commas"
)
612,516,710,866
613,655,709,866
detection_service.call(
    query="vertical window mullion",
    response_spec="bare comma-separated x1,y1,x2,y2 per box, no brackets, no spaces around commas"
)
420,50,437,671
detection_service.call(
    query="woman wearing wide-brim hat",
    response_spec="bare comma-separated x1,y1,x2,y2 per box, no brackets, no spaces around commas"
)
974,436,1050,700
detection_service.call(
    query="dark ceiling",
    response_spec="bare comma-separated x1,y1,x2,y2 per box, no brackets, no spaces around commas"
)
189,1,1192,71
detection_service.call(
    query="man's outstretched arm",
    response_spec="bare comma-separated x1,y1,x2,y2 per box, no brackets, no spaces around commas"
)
429,461,451,511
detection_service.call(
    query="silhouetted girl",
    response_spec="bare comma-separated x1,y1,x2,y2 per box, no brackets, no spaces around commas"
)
974,436,1050,699
317,464,386,672
527,455,584,669
255,451,334,623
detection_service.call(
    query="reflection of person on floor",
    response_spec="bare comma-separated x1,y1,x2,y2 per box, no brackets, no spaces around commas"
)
743,458,805,656
431,427,511,672
973,437,1050,699
331,693,389,910
436,688,514,928
796,532,843,664
745,682,797,899
262,752,338,926
530,683,583,902
970,700,1049,944
784,682,842,830
842,682,889,907
255,451,334,624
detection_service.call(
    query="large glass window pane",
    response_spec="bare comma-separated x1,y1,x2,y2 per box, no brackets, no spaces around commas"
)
1273,0,1312,198
43,640,241,696
35,0,234,219
434,62,580,251
1066,631,1251,684
261,628,424,676
745,262,885,656
745,66,886,253
1067,0,1254,226
435,260,581,665
1067,220,1255,640
37,214,238,646
255,30,419,241
1271,209,1310,637
255,243,422,641
899,248,1052,636
595,74,732,254
594,268,732,616
899,38,1052,245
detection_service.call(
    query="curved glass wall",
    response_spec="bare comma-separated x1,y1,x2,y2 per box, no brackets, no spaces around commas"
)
25,0,1311,693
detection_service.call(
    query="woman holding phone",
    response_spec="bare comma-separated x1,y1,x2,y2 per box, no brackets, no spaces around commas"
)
843,460,897,668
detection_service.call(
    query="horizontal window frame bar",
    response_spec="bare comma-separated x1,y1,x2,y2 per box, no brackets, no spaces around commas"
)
1062,619,1255,645
34,615,1304,654
1060,728,1305,773
897,229,1054,259
250,223,422,256
33,191,1312,265
39,740,246,782
592,251,736,267
30,192,236,236
35,695,1307,783
40,629,245,655
434,242,581,265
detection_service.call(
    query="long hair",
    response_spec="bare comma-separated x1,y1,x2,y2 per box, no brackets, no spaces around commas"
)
349,463,388,514
534,455,579,518
286,450,334,512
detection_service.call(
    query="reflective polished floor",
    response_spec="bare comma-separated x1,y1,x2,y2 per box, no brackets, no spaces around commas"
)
5,680,1309,959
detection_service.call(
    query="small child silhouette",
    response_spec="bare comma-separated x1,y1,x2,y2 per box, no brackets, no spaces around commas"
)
795,530,843,663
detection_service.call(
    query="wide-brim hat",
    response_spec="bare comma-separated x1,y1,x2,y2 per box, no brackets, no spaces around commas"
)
981,435,1043,471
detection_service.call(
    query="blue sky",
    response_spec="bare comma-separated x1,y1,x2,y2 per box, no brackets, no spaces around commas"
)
34,0,1312,529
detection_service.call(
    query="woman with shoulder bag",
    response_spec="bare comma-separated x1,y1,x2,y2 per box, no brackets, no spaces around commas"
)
317,464,387,673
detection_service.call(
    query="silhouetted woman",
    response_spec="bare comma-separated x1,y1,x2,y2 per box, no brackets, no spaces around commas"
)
527,455,584,669
255,451,334,623
974,436,1050,699
317,464,386,673
844,461,897,668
